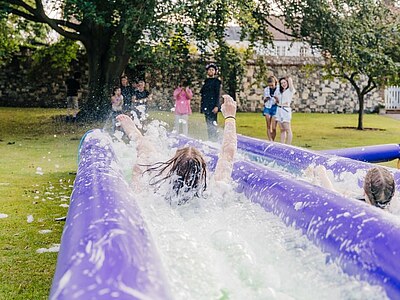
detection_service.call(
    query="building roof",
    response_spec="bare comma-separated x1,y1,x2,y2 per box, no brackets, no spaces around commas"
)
225,16,293,42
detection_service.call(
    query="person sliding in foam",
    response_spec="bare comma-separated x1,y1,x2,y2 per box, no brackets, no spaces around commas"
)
307,165,395,210
116,94,237,205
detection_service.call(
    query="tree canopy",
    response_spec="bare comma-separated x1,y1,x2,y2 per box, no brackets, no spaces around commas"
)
270,0,400,129
0,0,274,120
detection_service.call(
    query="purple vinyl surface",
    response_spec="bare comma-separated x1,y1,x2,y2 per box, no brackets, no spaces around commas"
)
236,134,400,189
49,130,172,300
322,144,400,163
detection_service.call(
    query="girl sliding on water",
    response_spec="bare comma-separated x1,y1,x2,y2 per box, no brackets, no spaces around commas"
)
116,94,237,205
307,165,395,210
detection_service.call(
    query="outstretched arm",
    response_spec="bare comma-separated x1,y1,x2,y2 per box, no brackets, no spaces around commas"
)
304,165,335,191
288,77,296,93
115,114,157,165
214,95,237,183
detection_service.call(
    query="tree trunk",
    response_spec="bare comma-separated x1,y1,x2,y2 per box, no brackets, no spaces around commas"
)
357,93,364,130
77,29,131,121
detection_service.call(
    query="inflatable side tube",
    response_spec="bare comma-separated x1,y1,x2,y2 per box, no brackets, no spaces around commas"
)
50,130,172,300
322,144,400,163
236,135,400,188
232,160,400,300
172,134,400,299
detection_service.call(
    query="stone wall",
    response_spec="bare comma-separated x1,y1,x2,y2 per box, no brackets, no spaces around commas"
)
0,50,383,113
0,48,88,108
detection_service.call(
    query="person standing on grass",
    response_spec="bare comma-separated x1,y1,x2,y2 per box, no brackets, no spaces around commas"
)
120,75,133,111
275,76,295,144
173,80,193,136
111,87,124,113
65,71,81,122
110,86,124,132
262,76,279,141
131,79,150,121
200,63,221,141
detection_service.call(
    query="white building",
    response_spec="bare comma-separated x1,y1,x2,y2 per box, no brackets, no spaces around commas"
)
225,18,320,58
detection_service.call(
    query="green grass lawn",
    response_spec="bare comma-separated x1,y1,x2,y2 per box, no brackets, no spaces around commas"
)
0,107,399,299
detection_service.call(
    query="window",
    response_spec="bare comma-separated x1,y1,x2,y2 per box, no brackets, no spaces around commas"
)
300,46,308,57
281,46,286,56
274,46,286,56
275,46,280,56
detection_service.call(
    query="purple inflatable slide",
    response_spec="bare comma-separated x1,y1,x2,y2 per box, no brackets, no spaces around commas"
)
237,134,400,189
50,131,400,299
49,130,172,300
322,144,400,163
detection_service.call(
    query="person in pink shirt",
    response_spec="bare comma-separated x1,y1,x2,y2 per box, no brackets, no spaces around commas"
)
173,80,193,135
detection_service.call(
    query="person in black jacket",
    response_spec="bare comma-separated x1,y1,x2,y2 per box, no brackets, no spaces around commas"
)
120,75,133,111
65,71,81,122
200,63,221,141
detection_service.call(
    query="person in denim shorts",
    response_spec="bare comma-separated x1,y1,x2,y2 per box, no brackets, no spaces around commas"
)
262,76,279,141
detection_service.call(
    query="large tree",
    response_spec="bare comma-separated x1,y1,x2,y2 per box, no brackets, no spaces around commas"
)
270,0,400,129
1,0,273,120
1,0,157,120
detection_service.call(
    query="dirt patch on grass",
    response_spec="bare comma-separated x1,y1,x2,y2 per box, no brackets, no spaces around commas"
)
334,126,386,131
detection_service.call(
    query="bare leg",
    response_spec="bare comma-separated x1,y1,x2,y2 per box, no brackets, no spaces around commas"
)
270,117,277,141
174,115,180,133
181,114,189,136
265,115,272,141
280,122,292,144
279,122,286,143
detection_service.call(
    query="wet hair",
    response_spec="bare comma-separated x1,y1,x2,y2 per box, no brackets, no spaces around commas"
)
363,167,395,209
144,147,207,205
267,76,278,86
279,77,290,94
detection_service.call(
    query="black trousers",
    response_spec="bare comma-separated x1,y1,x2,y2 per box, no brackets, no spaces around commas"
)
204,112,218,141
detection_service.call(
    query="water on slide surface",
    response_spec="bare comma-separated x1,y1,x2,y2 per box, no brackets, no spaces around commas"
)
109,121,387,300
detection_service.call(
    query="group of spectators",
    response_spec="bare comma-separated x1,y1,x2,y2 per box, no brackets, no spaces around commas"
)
110,63,223,141
171,63,221,140
262,75,295,145
170,63,297,145
111,75,150,122
65,64,296,145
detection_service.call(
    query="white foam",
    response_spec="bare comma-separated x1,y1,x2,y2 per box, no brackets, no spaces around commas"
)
36,244,60,253
27,215,34,223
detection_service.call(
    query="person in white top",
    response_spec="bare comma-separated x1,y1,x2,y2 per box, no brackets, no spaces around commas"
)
116,94,237,206
262,76,279,141
275,77,296,144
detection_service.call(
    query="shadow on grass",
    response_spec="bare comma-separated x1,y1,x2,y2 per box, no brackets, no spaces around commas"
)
334,126,386,131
